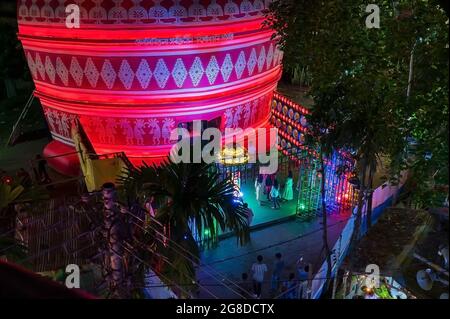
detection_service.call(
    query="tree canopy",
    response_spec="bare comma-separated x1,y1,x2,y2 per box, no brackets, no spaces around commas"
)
268,0,449,207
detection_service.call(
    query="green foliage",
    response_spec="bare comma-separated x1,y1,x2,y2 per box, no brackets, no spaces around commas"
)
268,0,448,208
0,183,24,212
0,23,29,80
0,236,28,264
119,160,250,294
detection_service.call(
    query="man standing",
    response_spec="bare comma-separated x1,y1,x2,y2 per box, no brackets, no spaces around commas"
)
270,179,281,209
36,154,51,184
265,175,273,200
297,264,310,299
271,253,285,294
281,273,298,299
251,255,268,298
238,273,253,299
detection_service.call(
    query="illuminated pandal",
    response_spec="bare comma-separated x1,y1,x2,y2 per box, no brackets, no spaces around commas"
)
217,145,249,166
17,0,282,175
271,93,358,217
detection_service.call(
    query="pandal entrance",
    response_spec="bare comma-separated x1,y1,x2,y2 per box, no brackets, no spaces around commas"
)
194,93,359,245
272,92,358,221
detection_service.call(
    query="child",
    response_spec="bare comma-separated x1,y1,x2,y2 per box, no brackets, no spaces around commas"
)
270,179,281,209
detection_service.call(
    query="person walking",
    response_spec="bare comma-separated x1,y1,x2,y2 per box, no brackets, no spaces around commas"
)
297,264,310,299
271,253,285,293
36,154,51,184
265,175,273,200
282,170,294,201
255,175,264,205
281,273,298,299
270,179,281,209
238,273,253,299
251,255,268,298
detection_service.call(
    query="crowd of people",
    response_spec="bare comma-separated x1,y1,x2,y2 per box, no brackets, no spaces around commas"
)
238,253,311,299
255,170,295,209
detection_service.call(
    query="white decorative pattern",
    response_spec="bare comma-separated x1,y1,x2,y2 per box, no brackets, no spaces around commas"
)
189,0,206,22
247,48,257,76
26,52,37,78
233,105,242,127
253,0,265,11
41,0,54,22
109,0,127,24
26,41,282,90
56,57,69,86
154,59,170,89
74,0,89,19
221,54,234,83
243,102,252,127
149,0,168,23
224,0,239,17
162,118,175,144
189,57,204,87
169,0,188,24
207,0,224,21
129,0,148,23
43,91,272,148
70,57,83,87
205,56,220,85
84,58,100,88
135,59,152,89
273,46,280,68
35,53,45,80
118,60,135,90
19,0,269,25
172,58,188,88
18,0,28,20
257,46,266,73
45,56,56,84
29,0,40,21
101,59,117,89
89,0,107,23
266,43,274,70
235,51,246,79
240,0,254,17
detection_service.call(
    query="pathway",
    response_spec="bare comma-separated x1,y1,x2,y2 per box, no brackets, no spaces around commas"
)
197,212,349,299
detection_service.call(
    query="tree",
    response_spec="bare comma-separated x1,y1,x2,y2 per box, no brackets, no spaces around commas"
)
0,23,30,98
268,0,448,290
268,0,397,262
385,1,449,208
119,160,250,296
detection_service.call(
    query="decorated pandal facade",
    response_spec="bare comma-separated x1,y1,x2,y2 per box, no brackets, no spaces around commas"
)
271,92,358,217
17,0,356,218
17,0,282,175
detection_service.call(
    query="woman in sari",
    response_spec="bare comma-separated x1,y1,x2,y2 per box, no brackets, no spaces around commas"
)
282,170,294,201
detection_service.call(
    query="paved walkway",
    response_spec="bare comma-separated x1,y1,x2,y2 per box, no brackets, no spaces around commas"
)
197,212,349,299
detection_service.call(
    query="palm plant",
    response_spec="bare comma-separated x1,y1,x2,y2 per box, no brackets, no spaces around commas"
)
0,183,24,213
119,160,250,296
